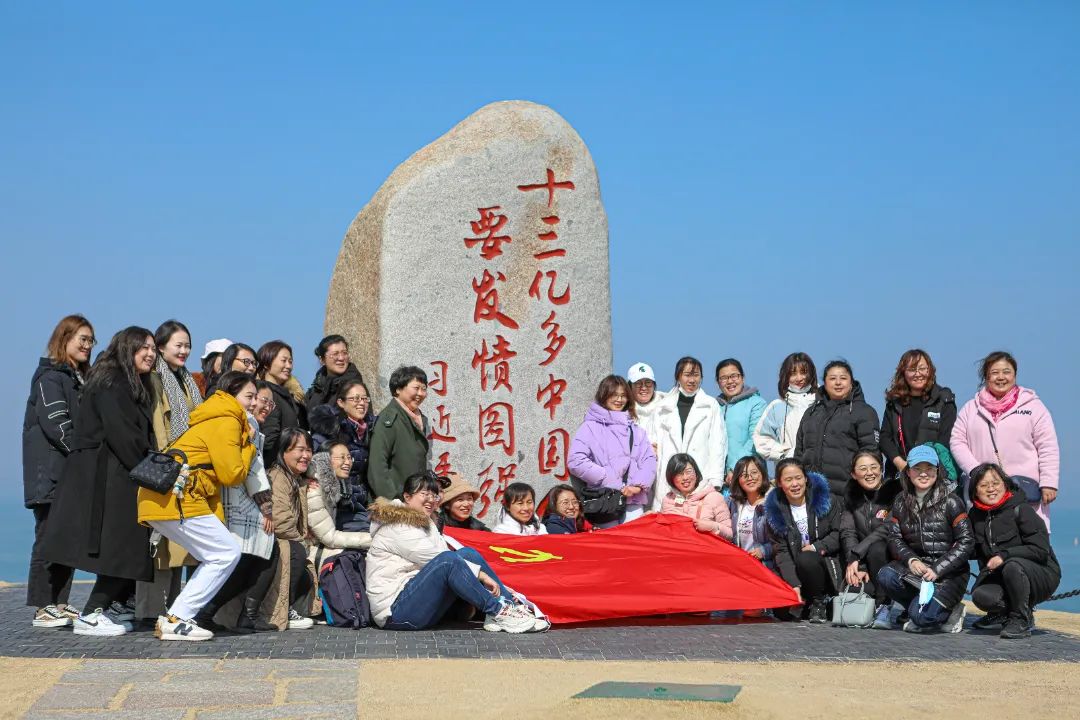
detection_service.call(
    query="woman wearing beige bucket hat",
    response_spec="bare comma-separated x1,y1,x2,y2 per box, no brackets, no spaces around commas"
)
437,475,490,532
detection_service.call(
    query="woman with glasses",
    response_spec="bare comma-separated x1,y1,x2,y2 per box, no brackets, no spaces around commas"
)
967,463,1060,639
310,379,375,533
22,314,95,629
305,442,372,566
139,320,205,626
541,486,586,534
649,357,727,511
878,445,972,634
304,334,364,415
366,472,540,633
369,366,430,501
715,358,767,487
256,340,308,467
879,349,956,478
203,343,258,395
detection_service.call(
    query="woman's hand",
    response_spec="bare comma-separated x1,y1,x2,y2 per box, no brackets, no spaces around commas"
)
893,457,907,472
802,543,816,553
262,515,274,534
845,561,865,587
307,479,320,490
748,547,764,560
908,558,929,577
621,486,642,497
693,518,715,533
477,571,500,597
1042,488,1058,505
987,555,1004,571
792,586,803,603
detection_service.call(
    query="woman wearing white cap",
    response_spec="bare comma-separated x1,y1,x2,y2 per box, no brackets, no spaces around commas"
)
649,357,727,512
194,338,232,398
627,362,665,454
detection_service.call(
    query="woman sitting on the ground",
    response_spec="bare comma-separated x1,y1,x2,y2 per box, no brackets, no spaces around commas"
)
878,444,973,634
726,456,774,571
437,475,490,532
840,449,902,629
491,482,548,535
968,463,1060,639
765,458,842,623
542,486,588,534
657,453,733,541
306,443,372,568
365,471,542,633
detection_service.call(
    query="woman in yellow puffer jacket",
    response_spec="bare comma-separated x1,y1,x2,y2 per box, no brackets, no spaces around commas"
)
137,371,257,642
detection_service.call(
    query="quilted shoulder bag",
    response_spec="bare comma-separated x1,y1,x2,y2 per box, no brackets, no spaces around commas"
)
130,448,189,494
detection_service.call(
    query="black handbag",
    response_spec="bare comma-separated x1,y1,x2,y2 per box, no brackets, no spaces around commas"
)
569,426,634,525
129,448,189,494
982,417,1042,503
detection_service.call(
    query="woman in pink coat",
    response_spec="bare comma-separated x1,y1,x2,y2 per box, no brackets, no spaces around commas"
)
658,453,733,541
951,351,1060,529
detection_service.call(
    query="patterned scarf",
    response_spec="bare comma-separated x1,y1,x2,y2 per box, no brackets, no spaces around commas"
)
978,385,1021,422
156,355,204,444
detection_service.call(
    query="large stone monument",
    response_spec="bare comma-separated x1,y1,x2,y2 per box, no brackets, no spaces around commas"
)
326,100,611,519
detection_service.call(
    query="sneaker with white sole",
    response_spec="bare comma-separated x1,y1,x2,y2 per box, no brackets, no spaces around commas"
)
58,604,80,622
483,601,538,634
287,609,314,630
74,609,127,637
156,614,213,641
107,600,136,623
902,620,922,634
941,603,966,634
33,605,72,628
871,604,892,630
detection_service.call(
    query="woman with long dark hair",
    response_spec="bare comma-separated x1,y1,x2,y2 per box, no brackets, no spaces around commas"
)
40,327,157,637
269,427,318,630
204,342,257,395
256,340,307,466
726,455,774,570
753,352,817,462
22,314,94,628
879,349,956,476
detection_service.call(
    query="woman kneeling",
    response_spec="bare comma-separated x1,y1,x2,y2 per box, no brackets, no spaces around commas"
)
878,444,973,633
366,472,541,633
968,463,1060,639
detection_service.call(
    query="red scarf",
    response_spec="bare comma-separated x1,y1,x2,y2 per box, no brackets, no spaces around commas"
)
973,490,1012,512
977,385,1020,422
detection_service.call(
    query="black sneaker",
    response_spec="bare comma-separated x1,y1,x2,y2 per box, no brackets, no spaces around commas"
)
973,612,1006,630
808,599,828,624
1000,615,1032,639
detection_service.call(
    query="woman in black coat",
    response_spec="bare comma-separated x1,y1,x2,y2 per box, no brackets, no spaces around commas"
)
256,340,308,467
878,444,973,634
794,361,880,497
40,326,157,637
879,349,957,477
303,334,364,416
309,378,375,533
968,463,1060,639
840,449,901,628
21,314,95,627
765,458,843,623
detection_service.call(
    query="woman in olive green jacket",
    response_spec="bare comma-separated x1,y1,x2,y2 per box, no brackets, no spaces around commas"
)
367,366,431,500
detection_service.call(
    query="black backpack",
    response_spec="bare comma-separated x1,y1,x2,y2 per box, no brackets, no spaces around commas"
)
317,549,371,628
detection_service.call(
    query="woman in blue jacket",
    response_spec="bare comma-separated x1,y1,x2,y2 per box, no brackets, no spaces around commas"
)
715,359,767,488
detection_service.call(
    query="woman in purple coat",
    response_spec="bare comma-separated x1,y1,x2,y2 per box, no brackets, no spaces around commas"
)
567,375,658,527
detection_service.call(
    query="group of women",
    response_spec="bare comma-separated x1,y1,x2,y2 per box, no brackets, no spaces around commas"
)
20,315,1063,640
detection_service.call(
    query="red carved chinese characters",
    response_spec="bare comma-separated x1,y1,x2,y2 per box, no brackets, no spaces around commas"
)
464,206,512,260
536,374,567,421
517,169,576,207
539,311,566,367
528,269,570,306
429,404,456,444
471,269,519,329
429,360,448,397
471,335,517,392
538,429,570,482
478,402,516,457
434,451,454,477
476,462,518,518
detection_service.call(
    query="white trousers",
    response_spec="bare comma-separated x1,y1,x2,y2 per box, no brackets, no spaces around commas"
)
148,515,241,620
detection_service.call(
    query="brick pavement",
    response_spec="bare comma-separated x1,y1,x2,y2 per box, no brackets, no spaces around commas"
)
3,586,1079,663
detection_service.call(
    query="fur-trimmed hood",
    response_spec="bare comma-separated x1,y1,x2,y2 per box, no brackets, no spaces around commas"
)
764,471,831,535
368,498,433,530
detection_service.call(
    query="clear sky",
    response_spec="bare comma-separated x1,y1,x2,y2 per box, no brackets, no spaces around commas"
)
2,1,1078,573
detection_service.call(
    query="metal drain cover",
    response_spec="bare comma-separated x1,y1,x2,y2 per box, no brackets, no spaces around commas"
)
573,682,741,703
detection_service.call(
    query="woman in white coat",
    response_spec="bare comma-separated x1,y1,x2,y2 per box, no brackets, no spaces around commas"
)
649,357,727,511
306,444,371,568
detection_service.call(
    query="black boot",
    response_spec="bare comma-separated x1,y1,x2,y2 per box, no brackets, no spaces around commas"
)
1001,604,1034,639
193,605,230,634
236,597,277,633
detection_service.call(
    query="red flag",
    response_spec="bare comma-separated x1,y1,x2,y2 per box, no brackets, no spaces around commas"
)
445,513,799,624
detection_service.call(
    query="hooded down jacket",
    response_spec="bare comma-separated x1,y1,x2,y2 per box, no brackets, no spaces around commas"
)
22,359,83,507
764,471,843,592
840,478,902,565
753,388,816,462
306,484,371,564
718,388,767,473
659,482,733,540
567,402,657,506
885,489,973,608
794,382,880,496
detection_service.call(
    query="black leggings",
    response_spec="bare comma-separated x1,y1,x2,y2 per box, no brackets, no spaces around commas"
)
27,505,74,608
794,551,829,601
288,541,312,604
972,558,1059,616
860,541,890,605
84,575,135,615
205,545,279,614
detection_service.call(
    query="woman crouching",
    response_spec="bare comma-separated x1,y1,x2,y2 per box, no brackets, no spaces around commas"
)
365,472,543,633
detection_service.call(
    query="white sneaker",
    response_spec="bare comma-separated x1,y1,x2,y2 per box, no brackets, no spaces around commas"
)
483,601,538,634
156,614,213,642
942,604,966,634
107,600,136,623
33,605,72,628
287,609,314,630
902,620,922,634
74,609,127,637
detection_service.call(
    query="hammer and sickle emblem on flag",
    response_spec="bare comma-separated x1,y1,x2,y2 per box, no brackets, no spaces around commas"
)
489,546,563,563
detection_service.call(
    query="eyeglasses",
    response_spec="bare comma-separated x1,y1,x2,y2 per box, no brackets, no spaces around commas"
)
256,397,276,409
718,373,742,383
911,467,935,477
905,366,930,376
344,395,370,404
330,454,353,464
237,358,257,368
977,479,1005,490
556,499,580,509
414,490,441,501
76,335,97,348
327,351,349,360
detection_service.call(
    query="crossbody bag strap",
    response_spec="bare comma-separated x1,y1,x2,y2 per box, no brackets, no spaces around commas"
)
622,425,634,488
981,415,1006,472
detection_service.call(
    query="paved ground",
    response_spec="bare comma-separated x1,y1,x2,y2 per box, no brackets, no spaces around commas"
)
3,585,1080,662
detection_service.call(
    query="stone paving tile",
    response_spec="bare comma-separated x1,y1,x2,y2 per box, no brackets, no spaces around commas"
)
27,683,124,711
26,710,188,720
3,585,1079,663
193,706,356,720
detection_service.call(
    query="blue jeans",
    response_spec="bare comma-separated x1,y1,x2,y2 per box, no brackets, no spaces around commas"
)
455,547,515,601
877,565,952,628
385,550,505,630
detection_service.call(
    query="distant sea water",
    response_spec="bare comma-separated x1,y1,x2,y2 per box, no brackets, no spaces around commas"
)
1,502,1078,613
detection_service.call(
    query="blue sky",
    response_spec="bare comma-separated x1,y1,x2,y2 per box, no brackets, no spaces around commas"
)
2,1,1079,574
